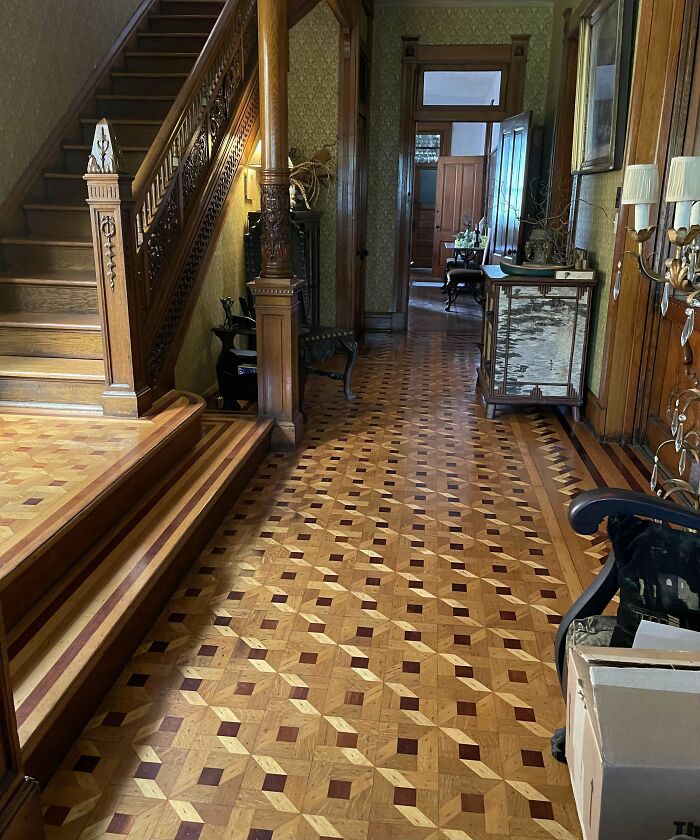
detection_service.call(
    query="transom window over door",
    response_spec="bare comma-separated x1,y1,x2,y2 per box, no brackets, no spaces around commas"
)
422,70,503,107
415,133,441,164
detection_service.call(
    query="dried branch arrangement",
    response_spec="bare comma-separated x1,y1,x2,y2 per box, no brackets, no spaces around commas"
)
289,145,336,209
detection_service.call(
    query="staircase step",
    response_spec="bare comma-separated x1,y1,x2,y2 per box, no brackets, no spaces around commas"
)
136,31,210,52
95,93,176,120
0,273,98,313
24,203,91,239
80,117,161,146
0,355,105,409
159,0,226,14
62,143,148,174
148,13,219,32
42,172,88,204
0,235,93,272
7,414,273,780
0,313,102,359
124,50,199,74
110,71,189,97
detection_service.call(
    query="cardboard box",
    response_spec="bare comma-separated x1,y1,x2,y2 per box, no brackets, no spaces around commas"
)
566,647,700,840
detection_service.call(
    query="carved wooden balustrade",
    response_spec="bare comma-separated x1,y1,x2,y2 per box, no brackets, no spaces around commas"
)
85,0,259,415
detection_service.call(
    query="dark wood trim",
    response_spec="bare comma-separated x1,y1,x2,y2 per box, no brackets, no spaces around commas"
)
0,0,156,231
548,9,577,216
0,778,44,840
596,0,690,440
364,312,393,331
289,0,324,26
584,387,606,437
335,0,373,334
392,36,529,331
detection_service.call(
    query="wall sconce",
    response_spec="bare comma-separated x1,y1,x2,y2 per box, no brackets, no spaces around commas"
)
615,156,700,345
244,139,296,204
244,139,262,202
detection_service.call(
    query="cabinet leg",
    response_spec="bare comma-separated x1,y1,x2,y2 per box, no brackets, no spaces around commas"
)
486,404,496,420
572,405,581,423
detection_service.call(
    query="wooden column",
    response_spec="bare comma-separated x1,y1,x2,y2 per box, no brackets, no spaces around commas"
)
84,120,153,417
0,609,45,840
249,0,304,450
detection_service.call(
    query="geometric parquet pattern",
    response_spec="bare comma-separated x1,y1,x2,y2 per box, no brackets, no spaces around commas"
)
41,328,639,840
0,412,155,551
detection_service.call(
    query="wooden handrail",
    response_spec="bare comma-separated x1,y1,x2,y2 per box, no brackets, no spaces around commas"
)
84,0,259,416
131,0,255,238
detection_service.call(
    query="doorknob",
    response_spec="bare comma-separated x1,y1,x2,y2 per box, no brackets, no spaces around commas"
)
435,225,441,230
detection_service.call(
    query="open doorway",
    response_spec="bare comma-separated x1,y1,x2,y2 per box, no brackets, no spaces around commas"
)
394,37,531,332
408,119,496,333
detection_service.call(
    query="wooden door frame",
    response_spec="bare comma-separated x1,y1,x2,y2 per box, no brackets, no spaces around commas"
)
410,122,451,269
583,0,697,441
393,36,530,331
333,0,374,334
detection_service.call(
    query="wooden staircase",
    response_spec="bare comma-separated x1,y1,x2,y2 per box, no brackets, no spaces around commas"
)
0,0,226,412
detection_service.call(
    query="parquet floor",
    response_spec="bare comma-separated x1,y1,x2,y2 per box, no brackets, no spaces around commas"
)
40,306,648,840
0,414,153,550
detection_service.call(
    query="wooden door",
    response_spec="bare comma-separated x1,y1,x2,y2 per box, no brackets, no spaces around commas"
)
489,111,532,264
432,156,484,276
411,165,438,268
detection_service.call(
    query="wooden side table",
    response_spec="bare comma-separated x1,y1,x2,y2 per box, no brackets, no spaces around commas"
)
478,265,597,420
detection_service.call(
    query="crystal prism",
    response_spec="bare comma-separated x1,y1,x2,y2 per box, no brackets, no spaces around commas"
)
661,282,670,316
681,307,695,346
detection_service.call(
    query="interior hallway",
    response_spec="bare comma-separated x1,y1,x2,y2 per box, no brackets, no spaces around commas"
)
39,330,647,840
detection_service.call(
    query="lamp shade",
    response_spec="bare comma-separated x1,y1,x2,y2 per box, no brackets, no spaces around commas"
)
666,156,700,202
621,164,659,205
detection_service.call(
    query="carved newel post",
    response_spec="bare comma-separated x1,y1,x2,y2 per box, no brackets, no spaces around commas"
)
84,121,153,417
249,0,304,450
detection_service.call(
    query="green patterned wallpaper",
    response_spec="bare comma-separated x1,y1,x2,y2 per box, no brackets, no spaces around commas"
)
289,2,340,326
0,0,142,205
365,4,554,312
175,166,258,395
575,170,623,397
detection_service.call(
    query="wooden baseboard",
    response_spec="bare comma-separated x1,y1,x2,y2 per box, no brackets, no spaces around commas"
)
364,312,393,331
584,388,606,438
0,778,45,840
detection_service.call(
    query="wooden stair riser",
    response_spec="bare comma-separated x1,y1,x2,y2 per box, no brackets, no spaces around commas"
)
0,326,102,360
148,14,219,32
0,377,103,408
1,241,93,273
62,145,147,175
13,418,272,783
109,72,188,97
136,31,209,52
43,174,88,204
124,51,199,74
24,206,91,239
159,0,226,14
95,94,175,120
80,118,160,146
0,281,98,314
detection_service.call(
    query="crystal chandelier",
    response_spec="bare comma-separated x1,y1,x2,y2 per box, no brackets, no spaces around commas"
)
614,156,700,346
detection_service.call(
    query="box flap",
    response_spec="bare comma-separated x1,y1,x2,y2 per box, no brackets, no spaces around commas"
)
587,664,700,768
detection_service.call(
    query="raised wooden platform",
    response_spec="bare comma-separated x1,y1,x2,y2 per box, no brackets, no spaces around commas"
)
0,392,204,631
0,403,272,783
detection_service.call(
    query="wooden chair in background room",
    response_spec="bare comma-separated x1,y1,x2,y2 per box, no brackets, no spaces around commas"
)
444,228,490,312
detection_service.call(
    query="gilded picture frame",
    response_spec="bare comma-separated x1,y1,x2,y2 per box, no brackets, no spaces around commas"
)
572,0,634,173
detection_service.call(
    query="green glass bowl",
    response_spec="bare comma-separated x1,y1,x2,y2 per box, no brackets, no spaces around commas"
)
499,261,574,277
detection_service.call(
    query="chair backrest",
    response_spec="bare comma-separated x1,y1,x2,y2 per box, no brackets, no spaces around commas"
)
244,212,313,326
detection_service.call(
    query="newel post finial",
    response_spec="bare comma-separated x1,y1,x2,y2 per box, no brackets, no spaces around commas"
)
84,119,152,417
